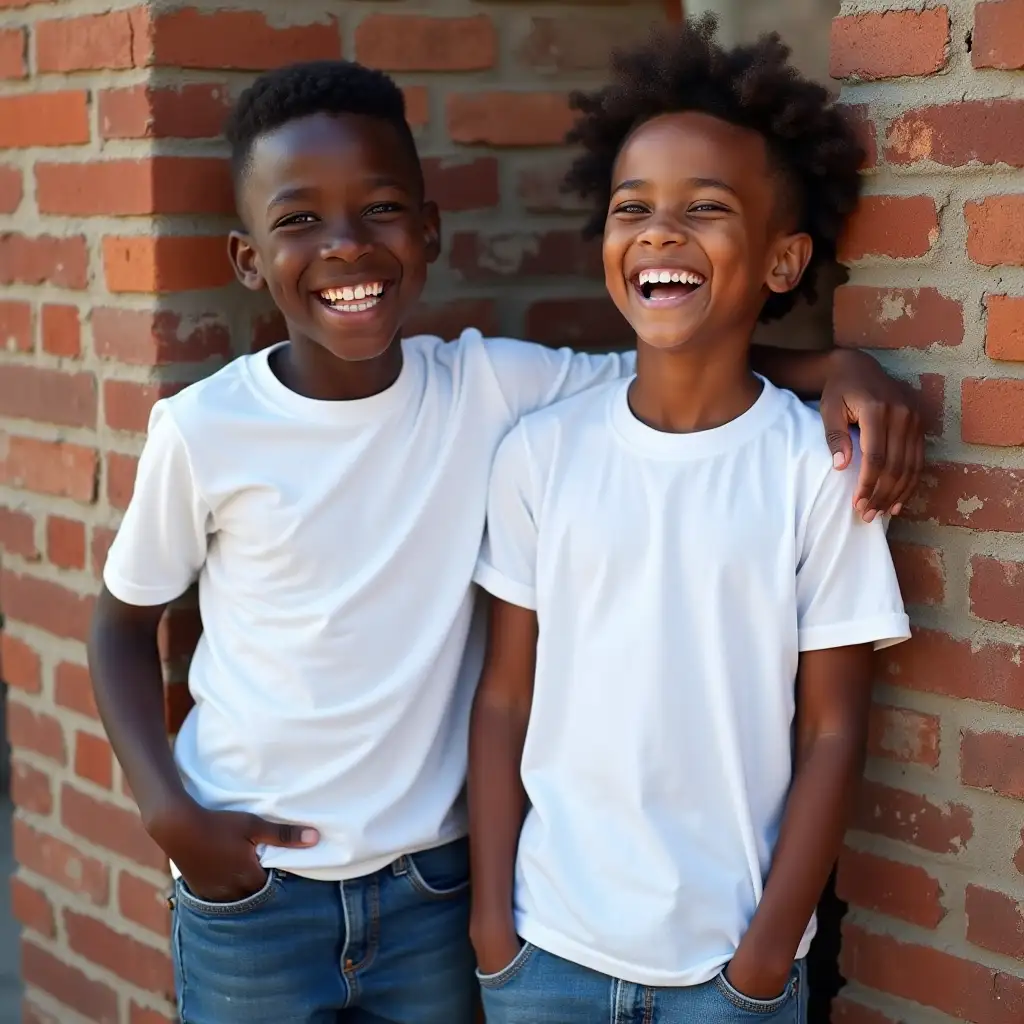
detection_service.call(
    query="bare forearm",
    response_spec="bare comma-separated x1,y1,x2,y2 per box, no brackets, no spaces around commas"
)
468,697,530,927
87,592,191,829
740,735,865,969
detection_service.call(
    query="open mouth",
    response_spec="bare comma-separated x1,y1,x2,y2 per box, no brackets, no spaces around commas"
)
316,280,391,314
633,268,707,303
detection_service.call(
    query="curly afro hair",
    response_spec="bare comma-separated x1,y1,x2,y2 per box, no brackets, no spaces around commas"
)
225,60,422,193
564,14,865,323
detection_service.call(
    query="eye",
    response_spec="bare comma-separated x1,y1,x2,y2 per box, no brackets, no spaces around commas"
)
689,202,729,214
614,202,649,215
365,201,405,217
275,212,317,229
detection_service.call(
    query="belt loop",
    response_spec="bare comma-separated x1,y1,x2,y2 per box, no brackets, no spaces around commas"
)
392,855,408,878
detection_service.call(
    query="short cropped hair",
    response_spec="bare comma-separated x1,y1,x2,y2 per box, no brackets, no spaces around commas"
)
564,15,865,322
225,59,422,192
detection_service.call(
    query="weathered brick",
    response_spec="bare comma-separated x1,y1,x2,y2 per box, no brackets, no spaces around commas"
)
0,365,96,428
971,555,1024,628
986,295,1024,360
833,286,962,349
965,884,1024,960
886,101,1024,167
422,157,500,212
961,377,1024,445
1,572,93,643
0,436,97,503
838,197,939,262
107,452,139,511
0,300,31,353
973,0,1024,70
104,380,183,435
40,304,81,359
355,15,495,71
837,848,945,927
447,92,575,146
21,940,119,1023
0,163,22,213
1,634,41,693
890,542,945,608
119,873,171,939
46,515,86,571
0,92,89,148
0,26,26,78
5,700,66,764
61,784,165,872
103,236,234,293
962,730,1024,801
0,233,89,290
854,779,973,854
966,196,1024,266
905,461,1024,533
830,9,949,80
73,731,114,790
0,505,36,560
54,662,98,721
10,878,56,938
14,820,108,905
11,760,53,816
99,83,232,140
868,703,941,767
34,8,150,72
449,230,601,280
518,15,656,71
92,308,231,366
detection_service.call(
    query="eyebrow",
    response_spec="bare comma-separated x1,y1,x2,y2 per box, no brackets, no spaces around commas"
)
268,176,409,207
611,176,741,199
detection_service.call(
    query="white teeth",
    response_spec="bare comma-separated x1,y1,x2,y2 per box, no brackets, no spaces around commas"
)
637,269,706,287
355,285,366,300
658,270,671,284
320,283,386,310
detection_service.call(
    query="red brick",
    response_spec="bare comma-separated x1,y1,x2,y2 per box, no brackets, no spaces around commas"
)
887,100,1024,168
0,436,96,501
517,156,588,214
833,285,962,350
104,380,184,434
868,703,941,767
403,86,429,129
836,847,945,927
66,909,174,994
11,878,55,938
831,998,899,1024
986,294,1024,360
0,299,31,353
119,872,171,939
129,1004,175,1024
404,299,499,342
21,939,119,1023
0,233,88,290
55,661,98,720
841,924,1024,1024
251,309,287,352
447,92,574,146
966,884,1024,959
0,505,37,559
34,8,150,72
422,157,499,212
1016,828,1024,876
962,730,1024,800
11,760,53,816
967,195,1024,266
14,820,109,904
905,461,1024,533
518,15,656,72
854,779,973,854
0,92,89,148
914,371,944,438
0,163,22,212
92,307,231,366
890,542,945,608
151,8,340,70
100,83,232,140
41,304,81,358
158,605,203,663
450,230,601,281
1,571,93,643
882,627,1024,711
830,9,949,80
355,15,494,70
74,731,114,790
971,555,1024,628
0,365,96,428
62,784,165,871
5,700,66,764
1,633,41,693
973,0,1024,69
107,452,139,511
526,297,633,349
0,27,26,78
92,527,116,580
838,196,939,262
103,235,234,293
37,157,233,217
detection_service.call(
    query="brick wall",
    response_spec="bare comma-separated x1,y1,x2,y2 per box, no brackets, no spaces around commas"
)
830,2,1024,1021
0,1,675,1020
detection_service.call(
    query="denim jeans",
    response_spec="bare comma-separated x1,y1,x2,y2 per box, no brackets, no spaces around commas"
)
172,837,476,1023
479,943,807,1024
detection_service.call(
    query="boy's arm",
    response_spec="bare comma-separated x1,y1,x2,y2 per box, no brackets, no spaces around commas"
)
725,643,873,999
467,596,538,975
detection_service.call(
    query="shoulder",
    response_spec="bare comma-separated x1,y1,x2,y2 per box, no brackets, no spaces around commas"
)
518,378,619,440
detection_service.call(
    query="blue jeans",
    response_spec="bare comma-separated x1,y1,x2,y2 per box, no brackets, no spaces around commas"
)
172,838,476,1023
479,943,807,1023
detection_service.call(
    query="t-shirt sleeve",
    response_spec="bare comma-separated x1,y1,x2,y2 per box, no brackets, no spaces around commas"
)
103,401,212,607
483,337,636,421
473,423,539,610
796,451,911,653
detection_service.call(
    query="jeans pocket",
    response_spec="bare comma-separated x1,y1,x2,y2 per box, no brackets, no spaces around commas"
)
475,941,535,990
175,870,279,916
403,839,471,900
713,966,798,1015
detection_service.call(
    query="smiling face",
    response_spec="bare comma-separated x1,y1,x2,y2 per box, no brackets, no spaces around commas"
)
229,111,439,363
603,111,811,354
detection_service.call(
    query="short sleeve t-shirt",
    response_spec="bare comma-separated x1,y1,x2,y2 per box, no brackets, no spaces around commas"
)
103,330,635,881
474,376,910,987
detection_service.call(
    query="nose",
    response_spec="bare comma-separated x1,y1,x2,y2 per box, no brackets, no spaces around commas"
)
637,211,687,249
320,218,373,263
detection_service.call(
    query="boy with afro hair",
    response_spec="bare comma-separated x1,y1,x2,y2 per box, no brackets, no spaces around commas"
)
468,18,911,1023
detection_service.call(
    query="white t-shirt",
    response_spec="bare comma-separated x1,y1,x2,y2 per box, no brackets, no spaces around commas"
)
474,376,910,987
103,329,634,881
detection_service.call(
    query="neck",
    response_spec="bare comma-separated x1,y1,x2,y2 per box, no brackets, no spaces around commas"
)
273,334,403,401
628,333,760,434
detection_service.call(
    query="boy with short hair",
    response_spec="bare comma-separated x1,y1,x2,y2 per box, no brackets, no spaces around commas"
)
468,20,911,1023
89,57,916,1024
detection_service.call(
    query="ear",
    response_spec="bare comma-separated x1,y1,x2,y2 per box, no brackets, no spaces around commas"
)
228,230,266,292
421,200,441,265
765,232,813,296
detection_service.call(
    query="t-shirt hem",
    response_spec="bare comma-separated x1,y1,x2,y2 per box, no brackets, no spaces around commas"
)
103,567,191,608
798,614,911,653
473,562,537,610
